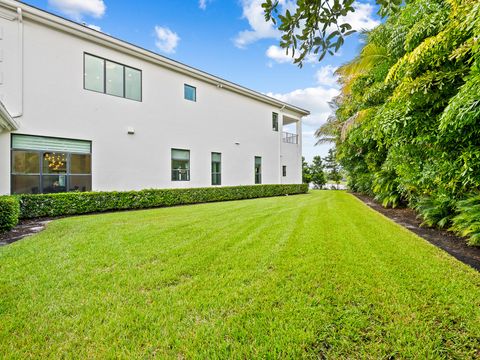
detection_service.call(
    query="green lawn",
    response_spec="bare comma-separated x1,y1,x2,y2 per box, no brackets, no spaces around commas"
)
1,191,479,358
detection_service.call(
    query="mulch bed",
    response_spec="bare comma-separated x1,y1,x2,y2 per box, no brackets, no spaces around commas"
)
353,193,480,272
0,219,51,246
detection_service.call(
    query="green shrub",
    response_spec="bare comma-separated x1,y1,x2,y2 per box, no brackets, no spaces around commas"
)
18,184,309,219
372,169,402,208
415,193,457,229
451,194,480,246
0,196,20,233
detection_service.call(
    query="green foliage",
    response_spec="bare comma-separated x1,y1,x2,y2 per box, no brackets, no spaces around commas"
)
310,156,326,189
302,156,312,184
451,195,480,246
372,168,401,208
18,185,308,219
415,193,457,228
261,0,402,66
316,0,480,244
0,196,20,233
324,149,342,186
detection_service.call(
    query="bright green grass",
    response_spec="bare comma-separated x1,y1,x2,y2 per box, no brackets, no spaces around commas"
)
1,191,479,358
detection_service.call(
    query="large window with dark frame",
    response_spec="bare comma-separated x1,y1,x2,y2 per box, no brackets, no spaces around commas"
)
84,53,142,101
255,156,262,184
11,135,92,194
171,149,190,181
211,152,221,185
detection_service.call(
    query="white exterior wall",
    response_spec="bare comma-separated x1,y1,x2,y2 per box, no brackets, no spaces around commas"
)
0,3,305,194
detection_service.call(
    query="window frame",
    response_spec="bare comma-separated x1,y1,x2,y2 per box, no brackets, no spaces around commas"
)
254,156,262,184
184,84,197,102
272,112,279,132
83,52,142,102
10,134,92,194
211,152,221,186
171,148,191,182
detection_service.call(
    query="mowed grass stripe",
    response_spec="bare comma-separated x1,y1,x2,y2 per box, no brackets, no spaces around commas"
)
0,191,479,358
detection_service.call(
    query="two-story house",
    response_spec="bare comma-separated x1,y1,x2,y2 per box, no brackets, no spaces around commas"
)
0,0,309,195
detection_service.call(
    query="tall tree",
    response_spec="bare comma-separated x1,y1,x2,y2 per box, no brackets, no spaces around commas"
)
302,156,312,184
310,156,326,189
324,149,342,189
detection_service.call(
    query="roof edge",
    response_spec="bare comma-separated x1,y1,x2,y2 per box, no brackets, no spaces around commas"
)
0,100,19,131
3,0,310,116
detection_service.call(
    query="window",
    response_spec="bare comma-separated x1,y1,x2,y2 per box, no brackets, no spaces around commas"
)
282,165,287,177
11,135,92,194
172,149,190,181
212,152,221,185
255,156,262,184
84,53,142,101
106,61,124,97
184,84,196,102
125,67,142,101
84,54,104,93
272,112,279,131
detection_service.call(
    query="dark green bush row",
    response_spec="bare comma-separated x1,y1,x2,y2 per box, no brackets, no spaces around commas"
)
18,184,308,219
451,195,480,246
0,196,20,233
414,192,480,246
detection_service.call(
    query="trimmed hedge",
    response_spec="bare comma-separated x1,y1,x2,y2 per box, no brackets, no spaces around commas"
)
0,196,20,233
18,184,308,219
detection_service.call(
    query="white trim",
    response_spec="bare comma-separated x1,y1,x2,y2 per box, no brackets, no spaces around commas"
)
0,0,310,116
0,100,18,130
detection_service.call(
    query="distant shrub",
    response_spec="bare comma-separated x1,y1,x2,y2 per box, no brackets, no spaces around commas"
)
0,196,20,233
18,184,308,219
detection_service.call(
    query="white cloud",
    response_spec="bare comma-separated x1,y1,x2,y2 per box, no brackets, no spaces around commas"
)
234,0,279,48
266,45,320,64
154,26,180,54
315,65,338,87
237,0,378,51
199,0,207,10
48,0,106,21
265,45,292,63
267,86,339,127
341,3,380,31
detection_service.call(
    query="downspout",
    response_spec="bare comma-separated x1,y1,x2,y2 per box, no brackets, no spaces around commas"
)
279,105,286,184
12,6,23,118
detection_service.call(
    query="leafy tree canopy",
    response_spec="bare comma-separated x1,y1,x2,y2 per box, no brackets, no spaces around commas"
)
262,0,403,66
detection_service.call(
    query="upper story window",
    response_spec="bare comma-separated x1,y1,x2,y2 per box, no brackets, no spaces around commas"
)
272,112,279,131
172,149,190,181
184,84,196,102
84,53,142,101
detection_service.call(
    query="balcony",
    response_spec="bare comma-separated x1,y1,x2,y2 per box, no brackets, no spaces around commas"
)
282,132,298,144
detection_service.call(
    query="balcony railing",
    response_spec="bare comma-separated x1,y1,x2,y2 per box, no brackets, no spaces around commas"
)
282,132,298,144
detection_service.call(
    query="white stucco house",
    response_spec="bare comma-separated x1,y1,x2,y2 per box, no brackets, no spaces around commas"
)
0,0,309,195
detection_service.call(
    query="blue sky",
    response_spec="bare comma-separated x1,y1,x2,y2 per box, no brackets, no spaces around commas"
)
25,0,380,161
